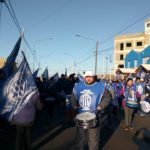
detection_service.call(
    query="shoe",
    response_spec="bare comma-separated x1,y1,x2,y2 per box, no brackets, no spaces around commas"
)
140,113,145,117
124,127,129,131
129,126,134,130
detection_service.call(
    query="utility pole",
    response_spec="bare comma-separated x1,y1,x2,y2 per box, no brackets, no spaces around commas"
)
106,56,108,78
75,34,99,75
109,54,112,81
95,41,99,75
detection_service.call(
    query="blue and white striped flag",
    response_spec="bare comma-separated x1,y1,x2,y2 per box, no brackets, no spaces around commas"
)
0,52,38,121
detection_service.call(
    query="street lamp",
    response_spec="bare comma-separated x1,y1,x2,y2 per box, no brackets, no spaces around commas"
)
75,34,99,75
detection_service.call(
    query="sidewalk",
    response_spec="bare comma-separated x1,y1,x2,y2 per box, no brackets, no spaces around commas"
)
103,114,150,150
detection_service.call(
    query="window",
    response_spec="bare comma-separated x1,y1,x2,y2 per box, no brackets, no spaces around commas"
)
120,54,124,60
143,57,149,64
128,60,131,68
126,42,132,47
118,64,124,68
147,23,150,27
134,60,138,67
120,43,124,50
137,41,142,46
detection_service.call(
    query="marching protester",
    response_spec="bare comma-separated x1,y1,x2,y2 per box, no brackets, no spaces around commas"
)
117,79,124,110
120,78,140,131
106,79,120,127
70,71,111,150
12,91,43,150
0,51,43,150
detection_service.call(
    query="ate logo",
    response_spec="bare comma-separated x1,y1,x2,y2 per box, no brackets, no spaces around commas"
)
79,90,93,108
137,85,143,95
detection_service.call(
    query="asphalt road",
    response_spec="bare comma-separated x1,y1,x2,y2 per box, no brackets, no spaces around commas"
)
0,108,150,150
32,110,150,150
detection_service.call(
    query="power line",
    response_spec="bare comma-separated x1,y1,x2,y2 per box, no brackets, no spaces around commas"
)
0,3,2,31
98,47,113,53
100,11,150,45
3,0,39,66
76,51,95,64
7,0,21,31
77,46,95,60
97,29,150,56
28,0,75,31
4,1,21,31
75,11,150,70
97,29,150,74
74,10,150,68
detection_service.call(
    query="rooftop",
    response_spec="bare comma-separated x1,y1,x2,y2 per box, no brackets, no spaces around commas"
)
115,32,144,40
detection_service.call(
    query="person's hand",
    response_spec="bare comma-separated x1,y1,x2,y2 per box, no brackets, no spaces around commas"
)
97,106,101,111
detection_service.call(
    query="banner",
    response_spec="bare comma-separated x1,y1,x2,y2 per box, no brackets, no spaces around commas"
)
32,68,39,79
41,67,49,80
2,33,22,80
0,52,38,121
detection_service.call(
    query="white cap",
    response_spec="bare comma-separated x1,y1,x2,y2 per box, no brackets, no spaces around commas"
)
84,71,94,77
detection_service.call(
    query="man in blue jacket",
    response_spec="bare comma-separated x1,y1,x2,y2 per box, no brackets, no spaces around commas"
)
71,71,111,150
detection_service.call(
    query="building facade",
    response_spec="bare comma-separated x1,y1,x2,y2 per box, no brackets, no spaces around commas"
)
125,46,150,68
114,19,150,72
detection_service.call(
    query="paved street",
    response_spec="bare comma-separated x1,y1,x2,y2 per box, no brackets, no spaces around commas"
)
103,114,150,150
0,109,150,150
32,111,150,150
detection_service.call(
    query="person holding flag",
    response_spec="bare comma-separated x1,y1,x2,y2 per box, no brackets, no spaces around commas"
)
0,52,43,150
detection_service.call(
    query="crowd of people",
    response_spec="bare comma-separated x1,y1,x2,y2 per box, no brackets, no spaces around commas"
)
34,70,150,150
0,69,150,150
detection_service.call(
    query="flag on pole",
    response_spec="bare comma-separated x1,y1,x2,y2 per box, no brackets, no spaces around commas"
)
65,68,67,77
0,52,38,121
49,72,59,86
77,73,84,82
52,72,59,84
2,33,23,80
41,67,49,80
32,68,39,79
